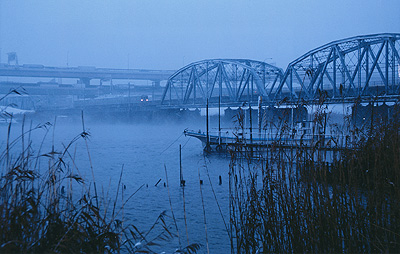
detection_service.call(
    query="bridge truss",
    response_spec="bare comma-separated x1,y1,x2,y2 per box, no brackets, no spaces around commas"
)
275,33,400,104
161,59,283,106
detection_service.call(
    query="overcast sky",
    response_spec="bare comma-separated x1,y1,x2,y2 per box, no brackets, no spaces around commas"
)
0,0,399,70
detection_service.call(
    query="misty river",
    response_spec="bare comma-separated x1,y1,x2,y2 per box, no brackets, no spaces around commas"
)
0,118,231,253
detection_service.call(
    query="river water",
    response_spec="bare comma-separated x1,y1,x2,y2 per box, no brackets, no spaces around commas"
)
0,116,232,253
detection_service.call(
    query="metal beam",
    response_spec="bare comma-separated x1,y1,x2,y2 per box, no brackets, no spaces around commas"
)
363,42,385,95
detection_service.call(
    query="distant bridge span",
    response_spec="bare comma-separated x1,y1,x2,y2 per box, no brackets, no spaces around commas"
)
161,33,400,107
0,64,175,86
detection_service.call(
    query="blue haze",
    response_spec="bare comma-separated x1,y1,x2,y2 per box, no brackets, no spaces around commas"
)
0,0,399,70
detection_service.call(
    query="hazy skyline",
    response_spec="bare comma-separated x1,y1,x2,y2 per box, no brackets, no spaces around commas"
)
1,0,399,70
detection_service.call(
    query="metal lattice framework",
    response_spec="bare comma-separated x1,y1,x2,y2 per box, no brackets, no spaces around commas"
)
275,33,400,103
161,59,283,106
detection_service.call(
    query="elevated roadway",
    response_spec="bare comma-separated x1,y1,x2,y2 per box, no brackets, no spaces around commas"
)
0,63,175,86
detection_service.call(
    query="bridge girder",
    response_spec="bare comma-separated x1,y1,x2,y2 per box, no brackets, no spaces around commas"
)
275,33,400,104
161,59,284,106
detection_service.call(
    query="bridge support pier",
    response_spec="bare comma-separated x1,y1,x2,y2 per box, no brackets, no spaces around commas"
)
80,78,91,88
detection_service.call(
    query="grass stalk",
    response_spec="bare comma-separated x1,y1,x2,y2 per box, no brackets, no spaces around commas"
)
164,163,181,248
198,167,209,254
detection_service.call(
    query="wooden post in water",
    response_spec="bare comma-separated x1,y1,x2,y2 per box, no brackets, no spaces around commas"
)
179,144,185,186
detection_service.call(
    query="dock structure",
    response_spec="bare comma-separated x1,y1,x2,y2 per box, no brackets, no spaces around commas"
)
184,129,351,153
170,34,400,158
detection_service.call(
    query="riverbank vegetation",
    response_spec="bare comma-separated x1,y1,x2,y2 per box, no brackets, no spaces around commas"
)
3,88,400,253
228,100,400,253
0,119,181,253
0,91,202,253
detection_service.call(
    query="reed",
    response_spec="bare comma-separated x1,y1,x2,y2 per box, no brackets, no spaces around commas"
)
0,91,202,253
228,99,400,253
0,117,181,253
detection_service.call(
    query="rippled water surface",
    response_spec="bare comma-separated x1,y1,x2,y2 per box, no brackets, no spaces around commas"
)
1,118,231,253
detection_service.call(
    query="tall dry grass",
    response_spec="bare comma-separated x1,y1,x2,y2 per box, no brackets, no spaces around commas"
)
0,119,179,253
0,90,201,253
228,99,400,253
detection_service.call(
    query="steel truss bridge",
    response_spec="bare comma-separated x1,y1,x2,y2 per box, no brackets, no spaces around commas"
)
161,59,283,107
161,33,400,107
